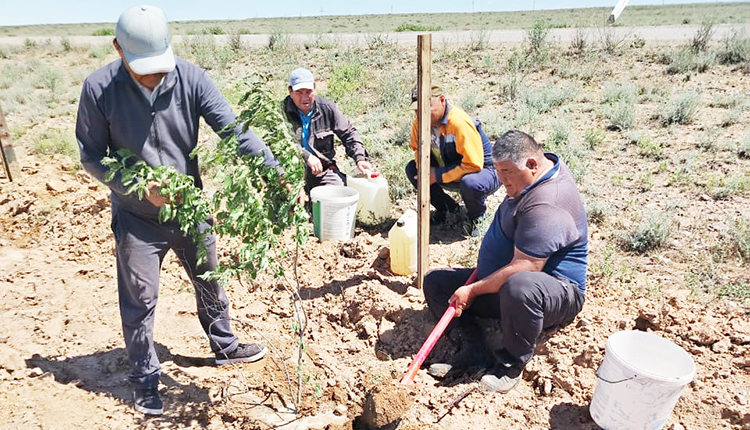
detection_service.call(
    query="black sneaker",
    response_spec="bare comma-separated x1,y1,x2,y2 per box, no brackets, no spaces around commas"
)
134,386,163,415
215,343,268,365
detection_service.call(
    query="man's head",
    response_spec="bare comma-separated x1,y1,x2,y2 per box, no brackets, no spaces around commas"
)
113,5,175,90
410,85,446,127
288,67,316,115
492,130,546,198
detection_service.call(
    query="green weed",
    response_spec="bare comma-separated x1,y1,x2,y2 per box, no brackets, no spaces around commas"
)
186,34,234,71
709,171,750,199
583,128,605,149
469,29,490,52
458,88,488,115
584,196,609,224
637,135,663,160
395,23,442,32
521,84,577,114
267,25,290,52
691,20,715,53
91,28,115,36
717,280,750,300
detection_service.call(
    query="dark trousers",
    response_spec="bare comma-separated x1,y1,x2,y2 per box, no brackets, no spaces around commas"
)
305,165,346,194
423,268,584,365
112,204,238,389
405,160,500,221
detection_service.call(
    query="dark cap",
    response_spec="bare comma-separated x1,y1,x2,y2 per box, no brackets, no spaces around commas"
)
409,84,443,109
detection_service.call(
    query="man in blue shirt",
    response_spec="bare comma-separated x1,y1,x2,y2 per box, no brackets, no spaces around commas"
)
283,67,375,192
423,130,588,393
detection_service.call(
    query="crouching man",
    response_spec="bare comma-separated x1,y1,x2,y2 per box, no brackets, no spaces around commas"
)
423,130,588,393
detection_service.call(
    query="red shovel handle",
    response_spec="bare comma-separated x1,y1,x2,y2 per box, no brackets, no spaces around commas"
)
400,269,477,385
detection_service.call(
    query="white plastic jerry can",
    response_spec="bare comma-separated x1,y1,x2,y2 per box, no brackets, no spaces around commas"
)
346,171,391,225
389,209,418,275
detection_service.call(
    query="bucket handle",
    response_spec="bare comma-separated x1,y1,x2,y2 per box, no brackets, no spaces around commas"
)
595,365,637,384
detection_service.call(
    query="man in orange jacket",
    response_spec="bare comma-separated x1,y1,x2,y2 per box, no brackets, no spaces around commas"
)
406,85,499,232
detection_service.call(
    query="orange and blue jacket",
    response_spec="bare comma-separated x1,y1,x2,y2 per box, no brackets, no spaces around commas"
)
409,102,492,184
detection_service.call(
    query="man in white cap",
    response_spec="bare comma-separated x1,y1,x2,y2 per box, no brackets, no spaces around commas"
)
283,67,376,192
76,5,277,416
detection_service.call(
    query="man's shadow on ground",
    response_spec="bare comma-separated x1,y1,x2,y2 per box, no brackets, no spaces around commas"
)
25,343,216,425
548,402,598,430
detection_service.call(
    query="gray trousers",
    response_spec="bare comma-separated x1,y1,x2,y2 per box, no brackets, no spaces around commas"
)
423,268,584,365
305,165,346,193
112,204,238,389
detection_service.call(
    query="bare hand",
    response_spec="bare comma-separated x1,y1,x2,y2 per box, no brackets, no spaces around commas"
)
145,180,169,208
430,168,437,185
283,181,308,206
448,284,475,317
307,155,323,175
356,160,377,178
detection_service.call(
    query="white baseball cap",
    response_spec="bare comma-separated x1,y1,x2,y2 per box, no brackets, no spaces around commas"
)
115,5,175,75
289,67,315,91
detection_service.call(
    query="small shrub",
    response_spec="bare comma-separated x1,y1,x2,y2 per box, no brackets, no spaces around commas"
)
267,25,290,52
709,171,750,199
366,33,395,51
24,38,37,49
620,211,673,253
525,19,551,65
666,47,715,74
602,82,638,105
89,44,112,59
584,196,609,224
739,135,750,159
469,29,490,52
660,91,701,126
603,102,636,130
395,23,442,32
0,45,12,59
91,28,115,36
458,88,488,115
204,26,224,35
570,28,587,55
499,71,522,103
691,20,715,53
630,35,646,49
718,29,750,64
188,34,234,71
60,37,72,52
521,84,577,114
544,119,589,182
685,268,720,296
326,60,365,102
715,216,750,263
376,71,411,110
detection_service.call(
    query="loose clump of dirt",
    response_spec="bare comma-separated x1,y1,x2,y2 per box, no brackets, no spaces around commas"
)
361,381,415,429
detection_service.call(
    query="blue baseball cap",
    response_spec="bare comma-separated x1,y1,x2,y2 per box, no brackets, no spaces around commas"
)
289,67,315,91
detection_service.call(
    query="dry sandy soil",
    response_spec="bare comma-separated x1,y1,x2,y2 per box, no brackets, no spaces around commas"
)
1,31,749,430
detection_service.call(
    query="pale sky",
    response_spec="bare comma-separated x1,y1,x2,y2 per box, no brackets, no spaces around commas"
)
1,0,745,26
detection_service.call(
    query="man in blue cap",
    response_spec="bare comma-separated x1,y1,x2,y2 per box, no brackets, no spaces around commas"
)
76,4,276,416
283,67,376,192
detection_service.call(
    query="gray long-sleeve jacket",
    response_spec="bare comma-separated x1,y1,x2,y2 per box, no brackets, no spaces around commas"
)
282,95,367,169
76,57,279,217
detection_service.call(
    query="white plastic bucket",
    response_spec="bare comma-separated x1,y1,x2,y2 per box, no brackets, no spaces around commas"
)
310,185,359,241
590,330,696,430
346,171,391,225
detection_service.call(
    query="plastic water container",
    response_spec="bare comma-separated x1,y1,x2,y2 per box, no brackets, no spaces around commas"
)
310,185,359,241
389,209,418,275
346,171,391,225
590,330,696,430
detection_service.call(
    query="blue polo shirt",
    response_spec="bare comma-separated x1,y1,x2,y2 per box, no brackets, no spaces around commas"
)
476,153,588,293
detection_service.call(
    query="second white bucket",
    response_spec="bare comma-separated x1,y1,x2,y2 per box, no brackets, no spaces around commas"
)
590,330,696,430
310,185,359,241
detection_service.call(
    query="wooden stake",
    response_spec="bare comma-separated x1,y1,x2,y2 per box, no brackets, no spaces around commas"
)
0,103,21,182
416,34,431,290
